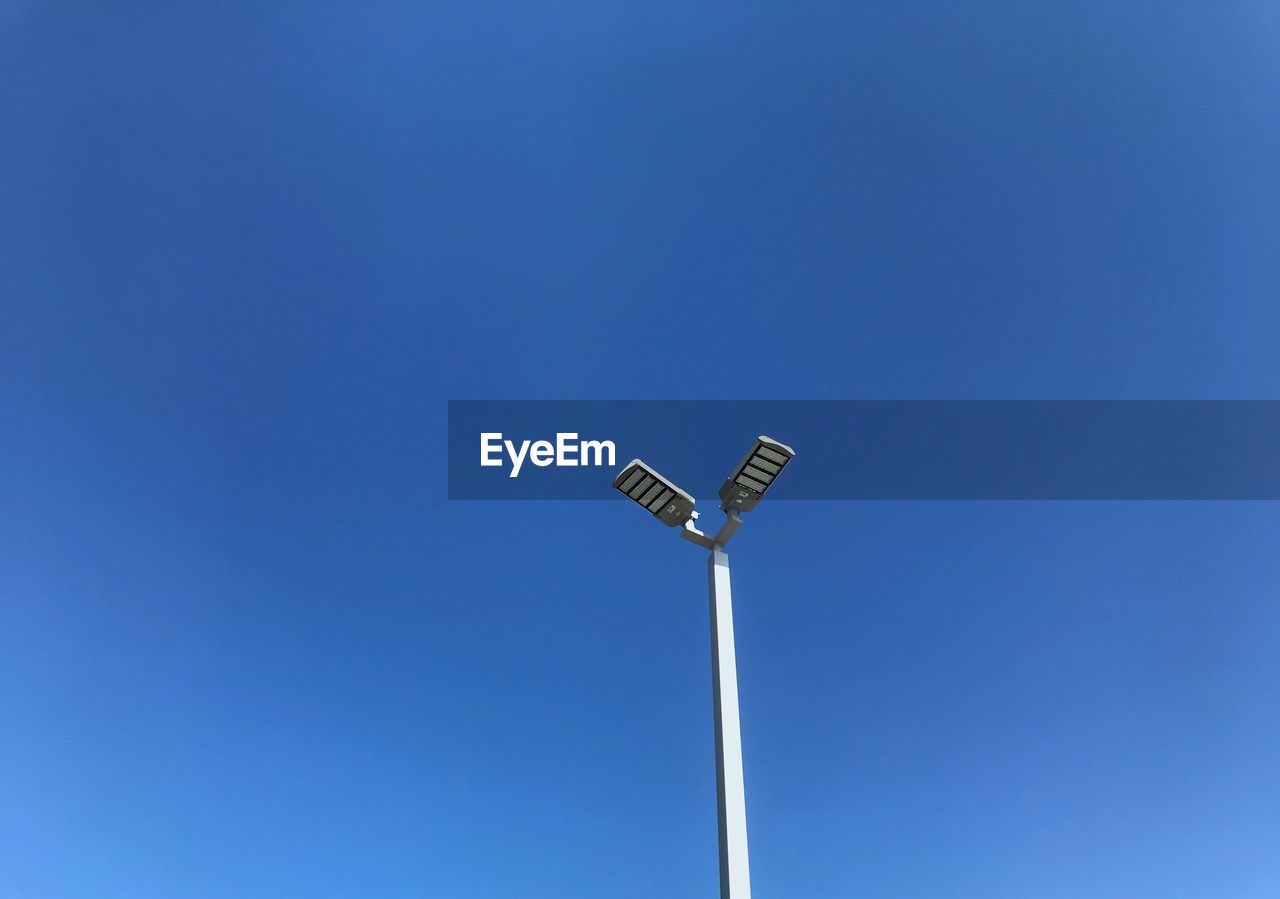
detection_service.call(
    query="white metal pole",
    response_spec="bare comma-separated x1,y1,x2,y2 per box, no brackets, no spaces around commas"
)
708,547,751,899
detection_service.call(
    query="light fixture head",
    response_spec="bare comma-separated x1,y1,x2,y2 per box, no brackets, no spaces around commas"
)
613,459,697,527
718,435,795,512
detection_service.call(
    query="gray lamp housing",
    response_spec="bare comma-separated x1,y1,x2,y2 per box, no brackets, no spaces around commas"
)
718,435,795,512
613,459,697,527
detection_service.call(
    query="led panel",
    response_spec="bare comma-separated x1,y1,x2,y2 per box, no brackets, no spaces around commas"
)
718,436,795,512
613,460,697,527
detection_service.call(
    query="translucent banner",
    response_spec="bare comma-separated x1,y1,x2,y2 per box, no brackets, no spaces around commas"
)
447,401,1280,500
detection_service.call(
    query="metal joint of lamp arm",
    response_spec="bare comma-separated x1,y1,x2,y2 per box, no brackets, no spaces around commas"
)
679,509,742,551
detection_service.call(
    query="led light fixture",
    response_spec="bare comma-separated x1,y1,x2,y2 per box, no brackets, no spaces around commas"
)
718,435,795,512
612,459,697,527
611,434,796,899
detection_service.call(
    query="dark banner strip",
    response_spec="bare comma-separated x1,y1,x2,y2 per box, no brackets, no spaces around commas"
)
447,401,1280,500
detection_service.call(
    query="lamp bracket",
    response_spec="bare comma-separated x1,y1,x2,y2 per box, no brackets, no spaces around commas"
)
679,509,743,551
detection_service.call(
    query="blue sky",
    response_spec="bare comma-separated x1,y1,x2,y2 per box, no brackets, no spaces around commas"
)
2,3,1279,897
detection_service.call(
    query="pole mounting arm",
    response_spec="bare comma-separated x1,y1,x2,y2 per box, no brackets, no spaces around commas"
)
679,509,743,551
712,509,743,548
680,514,716,550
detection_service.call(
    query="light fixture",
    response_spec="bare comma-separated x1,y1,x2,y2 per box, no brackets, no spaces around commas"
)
612,459,697,527
611,436,795,899
718,435,795,512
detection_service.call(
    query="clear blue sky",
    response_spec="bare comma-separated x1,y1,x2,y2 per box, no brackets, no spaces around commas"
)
3,3,1279,897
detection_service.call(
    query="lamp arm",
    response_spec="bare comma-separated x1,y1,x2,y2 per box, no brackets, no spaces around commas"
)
680,509,743,551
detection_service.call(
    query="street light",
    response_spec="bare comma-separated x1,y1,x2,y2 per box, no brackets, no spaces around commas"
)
613,436,794,899
613,459,697,527
718,436,795,513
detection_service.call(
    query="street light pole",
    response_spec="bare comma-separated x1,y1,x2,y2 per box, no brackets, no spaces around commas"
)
681,512,751,898
709,546,751,899
613,438,794,899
